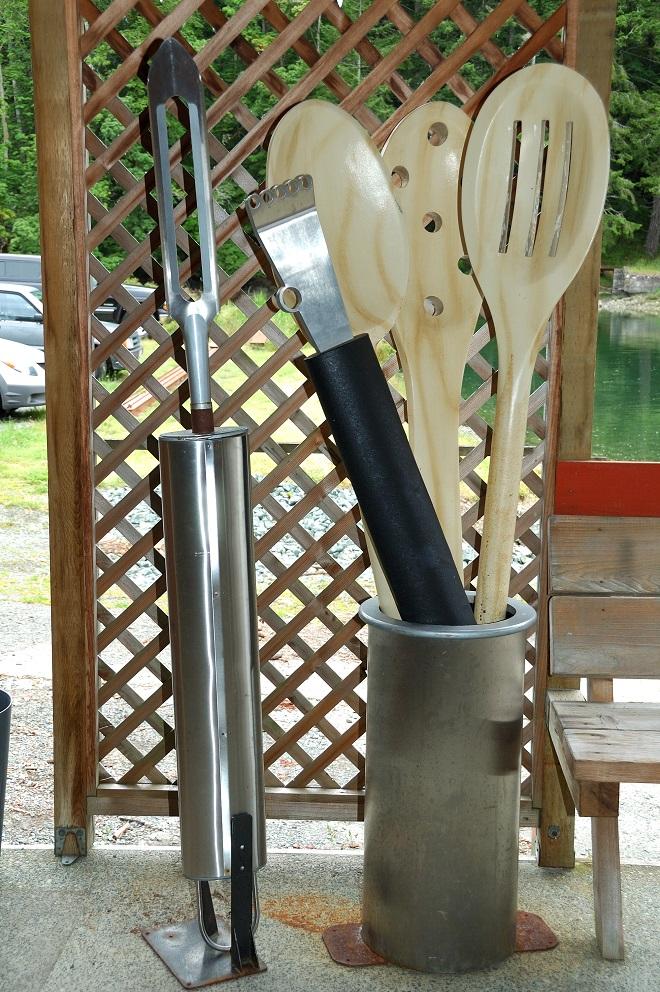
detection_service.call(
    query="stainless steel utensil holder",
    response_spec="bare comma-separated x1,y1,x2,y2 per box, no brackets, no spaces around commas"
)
152,427,267,986
359,594,536,973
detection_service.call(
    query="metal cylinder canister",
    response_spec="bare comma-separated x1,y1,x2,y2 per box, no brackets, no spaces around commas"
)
359,594,536,973
159,427,266,881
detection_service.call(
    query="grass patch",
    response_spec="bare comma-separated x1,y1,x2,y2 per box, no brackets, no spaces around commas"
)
603,240,660,275
0,570,50,604
0,409,48,511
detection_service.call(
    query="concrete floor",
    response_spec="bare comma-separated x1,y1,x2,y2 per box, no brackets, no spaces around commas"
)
0,848,658,992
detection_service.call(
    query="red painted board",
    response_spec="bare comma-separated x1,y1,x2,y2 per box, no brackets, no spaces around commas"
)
555,461,660,517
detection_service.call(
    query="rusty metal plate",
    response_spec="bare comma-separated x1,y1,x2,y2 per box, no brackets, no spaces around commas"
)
322,911,558,969
515,911,559,952
322,924,386,967
142,921,266,988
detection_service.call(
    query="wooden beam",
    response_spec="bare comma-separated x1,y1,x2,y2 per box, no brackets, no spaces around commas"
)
29,0,97,857
559,0,617,459
555,461,660,516
88,785,540,827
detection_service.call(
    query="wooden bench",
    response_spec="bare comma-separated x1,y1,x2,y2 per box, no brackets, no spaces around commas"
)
546,514,660,960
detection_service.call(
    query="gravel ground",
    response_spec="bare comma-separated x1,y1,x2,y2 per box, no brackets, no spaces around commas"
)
1,504,658,861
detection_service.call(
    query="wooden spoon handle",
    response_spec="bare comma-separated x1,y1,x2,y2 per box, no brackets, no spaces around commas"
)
474,356,536,623
406,377,464,575
365,527,399,619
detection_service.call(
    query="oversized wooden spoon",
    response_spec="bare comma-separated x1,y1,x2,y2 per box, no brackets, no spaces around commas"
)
461,64,610,622
267,101,407,617
267,100,409,344
381,102,483,576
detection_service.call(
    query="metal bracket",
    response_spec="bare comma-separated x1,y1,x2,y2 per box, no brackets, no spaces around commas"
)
143,813,265,987
54,826,86,864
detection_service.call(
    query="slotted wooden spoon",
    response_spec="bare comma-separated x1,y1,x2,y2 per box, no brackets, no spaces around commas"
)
382,102,483,576
461,63,609,622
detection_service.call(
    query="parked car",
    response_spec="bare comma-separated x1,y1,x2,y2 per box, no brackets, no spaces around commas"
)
94,283,166,327
0,252,41,289
0,254,164,327
0,338,46,414
0,281,142,375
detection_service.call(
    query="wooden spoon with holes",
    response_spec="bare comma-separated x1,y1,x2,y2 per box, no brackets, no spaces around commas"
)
461,64,610,623
381,103,483,580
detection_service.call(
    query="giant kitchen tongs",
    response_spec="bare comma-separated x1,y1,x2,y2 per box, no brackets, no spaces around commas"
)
246,176,474,626
148,37,218,435
146,39,266,985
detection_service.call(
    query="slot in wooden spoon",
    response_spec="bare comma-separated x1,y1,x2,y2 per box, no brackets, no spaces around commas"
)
461,64,610,622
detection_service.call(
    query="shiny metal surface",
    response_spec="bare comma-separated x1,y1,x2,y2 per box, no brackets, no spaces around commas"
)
148,39,219,413
159,428,266,880
142,919,266,987
244,175,353,353
360,594,535,973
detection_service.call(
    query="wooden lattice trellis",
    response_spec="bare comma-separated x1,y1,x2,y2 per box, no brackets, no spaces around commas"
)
33,0,611,841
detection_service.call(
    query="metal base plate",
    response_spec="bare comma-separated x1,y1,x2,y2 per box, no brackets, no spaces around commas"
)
515,911,559,952
322,924,385,968
142,920,266,988
322,912,558,969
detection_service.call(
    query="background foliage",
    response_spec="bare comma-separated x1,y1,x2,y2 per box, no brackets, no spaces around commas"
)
0,0,658,269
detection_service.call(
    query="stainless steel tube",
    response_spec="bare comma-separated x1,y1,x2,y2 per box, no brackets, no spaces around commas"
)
159,428,266,880
360,595,536,973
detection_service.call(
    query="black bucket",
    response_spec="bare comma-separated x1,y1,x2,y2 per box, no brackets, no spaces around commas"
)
0,689,11,853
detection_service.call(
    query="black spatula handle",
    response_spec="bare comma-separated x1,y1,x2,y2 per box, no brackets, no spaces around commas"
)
305,334,474,626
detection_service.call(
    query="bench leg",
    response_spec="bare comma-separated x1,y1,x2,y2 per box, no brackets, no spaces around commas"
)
592,816,624,960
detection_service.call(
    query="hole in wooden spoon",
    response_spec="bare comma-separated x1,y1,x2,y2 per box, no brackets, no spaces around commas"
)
525,120,550,257
457,256,472,275
423,296,444,316
549,121,574,257
391,166,409,188
499,119,522,254
423,212,442,233
427,122,448,146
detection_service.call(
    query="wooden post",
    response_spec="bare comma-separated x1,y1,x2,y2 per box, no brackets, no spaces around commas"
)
29,0,97,857
536,0,618,867
559,0,617,459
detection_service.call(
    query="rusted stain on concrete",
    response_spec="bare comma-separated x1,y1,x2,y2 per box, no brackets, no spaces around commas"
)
261,893,360,933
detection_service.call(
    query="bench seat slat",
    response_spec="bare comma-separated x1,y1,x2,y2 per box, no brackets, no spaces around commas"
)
551,701,660,732
548,698,660,784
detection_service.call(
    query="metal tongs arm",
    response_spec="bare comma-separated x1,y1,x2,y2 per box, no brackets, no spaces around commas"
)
148,38,219,431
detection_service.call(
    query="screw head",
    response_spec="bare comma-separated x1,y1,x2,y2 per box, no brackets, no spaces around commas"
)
548,824,561,840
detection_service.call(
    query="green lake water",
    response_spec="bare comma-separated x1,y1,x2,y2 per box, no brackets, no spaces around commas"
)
459,309,660,462
593,310,660,462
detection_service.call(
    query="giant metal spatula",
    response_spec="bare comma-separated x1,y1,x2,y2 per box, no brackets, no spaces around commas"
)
148,37,219,434
461,64,609,623
246,175,474,627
